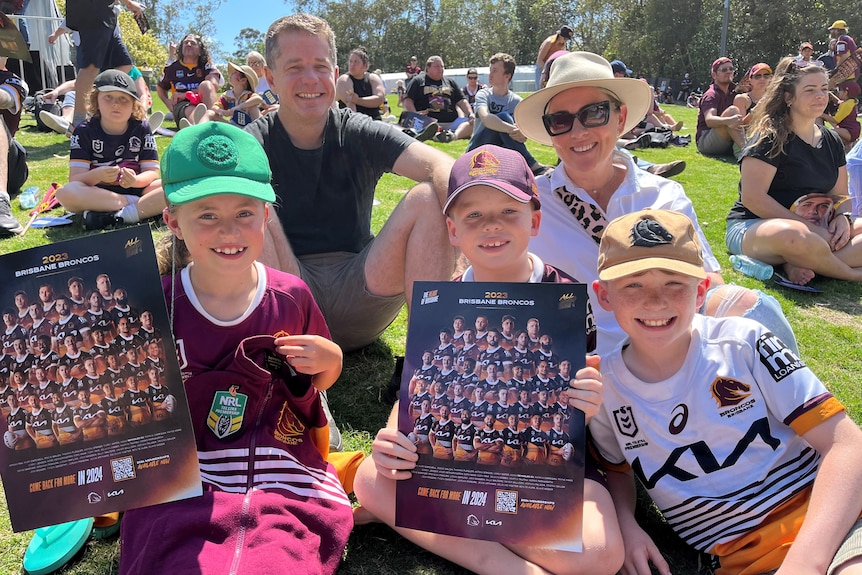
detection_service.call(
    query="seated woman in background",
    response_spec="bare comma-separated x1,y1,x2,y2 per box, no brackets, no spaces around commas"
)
335,46,386,120
726,57,862,285
733,62,772,124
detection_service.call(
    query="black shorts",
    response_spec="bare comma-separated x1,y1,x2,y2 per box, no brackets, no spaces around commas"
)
3,117,27,194
77,27,132,70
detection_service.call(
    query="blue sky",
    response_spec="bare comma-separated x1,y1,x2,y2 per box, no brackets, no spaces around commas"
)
210,1,292,55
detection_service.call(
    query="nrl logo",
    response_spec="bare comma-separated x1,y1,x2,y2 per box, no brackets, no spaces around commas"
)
613,405,638,438
207,385,247,439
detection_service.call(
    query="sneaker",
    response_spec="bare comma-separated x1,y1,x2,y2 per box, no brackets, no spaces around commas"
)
39,110,71,135
623,133,651,150
0,195,23,237
178,118,192,130
433,129,454,143
192,103,208,125
415,122,439,142
646,160,686,178
82,210,122,230
671,120,684,131
320,390,343,452
148,111,164,134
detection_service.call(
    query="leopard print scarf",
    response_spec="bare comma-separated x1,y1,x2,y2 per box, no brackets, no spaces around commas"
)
553,185,608,245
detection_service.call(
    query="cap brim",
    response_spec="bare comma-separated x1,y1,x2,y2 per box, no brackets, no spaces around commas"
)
598,257,707,281
97,86,140,101
515,78,652,146
164,174,276,205
444,181,539,215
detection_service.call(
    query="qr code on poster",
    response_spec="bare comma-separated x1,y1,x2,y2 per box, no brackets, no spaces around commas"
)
495,490,518,514
110,456,136,482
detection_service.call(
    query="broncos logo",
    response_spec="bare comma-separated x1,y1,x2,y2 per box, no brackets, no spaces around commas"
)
630,218,673,247
711,377,751,407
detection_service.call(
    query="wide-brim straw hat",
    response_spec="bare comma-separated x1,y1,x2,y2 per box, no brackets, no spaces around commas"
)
227,61,259,92
515,52,652,146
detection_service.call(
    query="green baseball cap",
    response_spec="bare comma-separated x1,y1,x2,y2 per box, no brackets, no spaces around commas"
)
161,122,275,205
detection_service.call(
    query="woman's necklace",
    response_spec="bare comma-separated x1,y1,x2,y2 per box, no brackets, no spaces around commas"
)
588,165,625,204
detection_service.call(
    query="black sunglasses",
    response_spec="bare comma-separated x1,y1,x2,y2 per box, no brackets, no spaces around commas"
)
542,101,612,136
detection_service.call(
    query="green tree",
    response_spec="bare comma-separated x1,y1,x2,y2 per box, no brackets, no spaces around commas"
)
231,28,265,62
118,12,168,70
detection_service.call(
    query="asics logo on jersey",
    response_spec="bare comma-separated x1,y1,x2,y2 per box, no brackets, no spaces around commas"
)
632,417,781,489
711,378,751,407
756,333,805,382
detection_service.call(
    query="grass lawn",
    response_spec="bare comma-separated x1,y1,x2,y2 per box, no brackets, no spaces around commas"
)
0,99,860,574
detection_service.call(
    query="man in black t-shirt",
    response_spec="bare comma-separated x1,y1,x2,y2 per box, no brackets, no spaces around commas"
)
404,56,474,141
246,14,454,353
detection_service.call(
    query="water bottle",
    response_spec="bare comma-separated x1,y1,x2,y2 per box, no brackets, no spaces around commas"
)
730,255,774,280
18,186,40,210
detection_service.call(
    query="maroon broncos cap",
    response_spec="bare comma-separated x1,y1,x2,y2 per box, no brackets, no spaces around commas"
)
444,145,541,215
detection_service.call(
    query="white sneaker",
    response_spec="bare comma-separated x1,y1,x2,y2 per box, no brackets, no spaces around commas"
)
178,118,192,130
39,110,70,135
148,111,164,133
191,103,208,125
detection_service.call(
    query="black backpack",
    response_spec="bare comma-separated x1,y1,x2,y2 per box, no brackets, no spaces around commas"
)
32,90,62,132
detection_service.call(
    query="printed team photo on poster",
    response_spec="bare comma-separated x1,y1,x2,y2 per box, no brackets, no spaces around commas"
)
0,225,201,532
396,280,589,551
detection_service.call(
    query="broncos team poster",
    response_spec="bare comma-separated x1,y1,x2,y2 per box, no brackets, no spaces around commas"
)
396,281,589,551
0,226,201,531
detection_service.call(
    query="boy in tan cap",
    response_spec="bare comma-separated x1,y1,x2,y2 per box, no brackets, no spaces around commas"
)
590,208,862,575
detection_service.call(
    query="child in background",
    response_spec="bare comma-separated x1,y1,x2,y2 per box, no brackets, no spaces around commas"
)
352,145,623,575
824,80,861,151
200,62,262,128
590,209,862,575
119,123,359,575
55,70,164,231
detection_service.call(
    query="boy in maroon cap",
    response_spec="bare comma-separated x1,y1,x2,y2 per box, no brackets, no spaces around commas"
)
352,145,622,575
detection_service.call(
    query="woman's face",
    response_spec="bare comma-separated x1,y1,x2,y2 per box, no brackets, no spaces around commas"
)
546,86,626,180
348,53,368,78
785,70,829,119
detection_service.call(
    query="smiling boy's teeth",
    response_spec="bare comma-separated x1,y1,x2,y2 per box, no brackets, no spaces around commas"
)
642,318,670,327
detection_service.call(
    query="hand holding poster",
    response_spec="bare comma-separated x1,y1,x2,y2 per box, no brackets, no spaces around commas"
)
0,226,201,531
396,280,589,552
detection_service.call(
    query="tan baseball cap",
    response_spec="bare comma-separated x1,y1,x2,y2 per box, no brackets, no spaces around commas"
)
597,209,707,281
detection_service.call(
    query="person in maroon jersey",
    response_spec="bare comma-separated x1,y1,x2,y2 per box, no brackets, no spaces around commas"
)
121,122,355,575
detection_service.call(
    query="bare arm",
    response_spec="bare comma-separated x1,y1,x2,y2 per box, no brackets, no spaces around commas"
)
69,165,121,187
605,468,671,575
156,85,173,111
775,413,862,575
334,74,355,110
391,141,455,207
402,97,418,113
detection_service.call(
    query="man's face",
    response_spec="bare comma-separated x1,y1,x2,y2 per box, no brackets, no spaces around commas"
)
64,336,78,352
57,364,70,380
463,329,475,344
147,342,160,358
560,360,572,377
830,28,844,40
55,298,70,318
527,319,539,337
97,275,112,296
475,316,487,332
426,59,445,81
118,318,131,335
141,311,153,328
92,329,106,345
501,317,514,334
441,355,453,370
126,349,137,363
453,317,464,332
488,61,510,90
512,365,523,379
796,197,833,226
68,281,83,299
486,331,499,347
12,338,26,355
537,361,549,377
2,312,13,326
181,35,202,61
107,354,119,369
439,331,451,344
14,292,27,309
486,363,498,379
711,61,735,86
266,30,336,126
422,351,432,365
39,285,54,303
